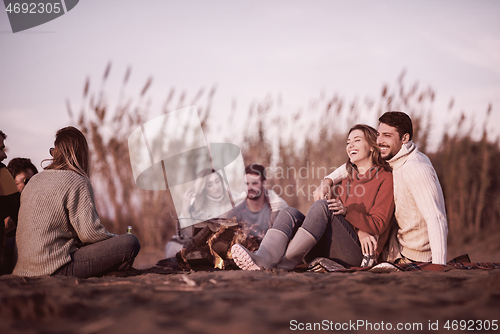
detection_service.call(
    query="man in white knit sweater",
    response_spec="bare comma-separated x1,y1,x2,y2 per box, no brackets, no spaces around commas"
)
314,112,448,265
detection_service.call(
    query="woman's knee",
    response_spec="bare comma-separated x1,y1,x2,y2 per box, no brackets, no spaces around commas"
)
308,199,329,213
118,234,141,256
282,207,305,220
304,200,330,221
301,200,331,240
273,207,305,237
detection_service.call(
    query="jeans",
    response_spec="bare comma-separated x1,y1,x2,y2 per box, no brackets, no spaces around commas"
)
53,234,140,278
273,200,363,267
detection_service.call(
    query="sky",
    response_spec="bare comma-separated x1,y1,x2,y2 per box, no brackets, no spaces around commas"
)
1,0,499,170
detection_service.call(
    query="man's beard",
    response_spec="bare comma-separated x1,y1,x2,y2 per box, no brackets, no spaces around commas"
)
379,145,394,160
247,189,263,200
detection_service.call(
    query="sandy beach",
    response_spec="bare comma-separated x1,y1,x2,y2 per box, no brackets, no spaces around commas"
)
1,247,499,334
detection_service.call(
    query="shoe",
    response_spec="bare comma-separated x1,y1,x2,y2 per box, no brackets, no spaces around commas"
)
231,229,289,270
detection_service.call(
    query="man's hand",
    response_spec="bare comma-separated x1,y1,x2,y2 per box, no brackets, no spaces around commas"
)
357,230,378,256
313,178,333,201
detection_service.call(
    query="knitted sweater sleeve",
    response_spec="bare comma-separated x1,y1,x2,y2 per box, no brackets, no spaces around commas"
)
67,177,115,244
324,163,348,184
404,163,448,265
345,174,395,236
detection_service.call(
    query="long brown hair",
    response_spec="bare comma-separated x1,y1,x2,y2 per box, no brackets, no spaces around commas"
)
346,124,391,179
191,169,230,217
45,126,90,177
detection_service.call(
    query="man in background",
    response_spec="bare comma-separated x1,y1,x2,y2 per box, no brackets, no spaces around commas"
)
226,164,288,240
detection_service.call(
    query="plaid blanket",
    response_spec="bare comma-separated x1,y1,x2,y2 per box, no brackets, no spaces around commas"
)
387,261,500,272
307,254,500,273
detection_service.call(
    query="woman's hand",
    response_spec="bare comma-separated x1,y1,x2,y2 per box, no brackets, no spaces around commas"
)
313,178,333,201
327,198,347,215
357,230,378,256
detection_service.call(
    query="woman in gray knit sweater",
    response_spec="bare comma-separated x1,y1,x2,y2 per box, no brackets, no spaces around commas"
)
13,127,140,278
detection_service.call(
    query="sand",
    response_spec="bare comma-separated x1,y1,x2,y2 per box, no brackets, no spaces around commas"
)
1,257,499,334
1,230,500,334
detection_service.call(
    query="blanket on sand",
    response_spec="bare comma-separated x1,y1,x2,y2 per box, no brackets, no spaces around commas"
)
308,254,500,273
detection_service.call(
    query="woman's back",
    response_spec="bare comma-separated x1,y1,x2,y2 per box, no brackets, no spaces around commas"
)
14,170,113,276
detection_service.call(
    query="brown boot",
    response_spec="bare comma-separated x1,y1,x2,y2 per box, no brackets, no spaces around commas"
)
276,227,317,270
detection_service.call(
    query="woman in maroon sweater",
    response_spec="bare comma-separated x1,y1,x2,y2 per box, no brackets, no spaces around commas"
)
232,124,394,270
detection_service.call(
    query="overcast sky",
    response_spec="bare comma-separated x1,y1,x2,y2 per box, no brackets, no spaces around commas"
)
1,0,499,170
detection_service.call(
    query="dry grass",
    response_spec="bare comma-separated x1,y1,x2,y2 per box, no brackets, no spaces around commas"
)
68,66,499,252
68,62,215,250
233,70,499,249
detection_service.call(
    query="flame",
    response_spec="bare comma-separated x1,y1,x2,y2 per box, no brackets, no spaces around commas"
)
179,217,264,270
207,225,230,270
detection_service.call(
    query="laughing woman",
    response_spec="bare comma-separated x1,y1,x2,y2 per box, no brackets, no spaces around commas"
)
13,127,140,278
232,124,394,270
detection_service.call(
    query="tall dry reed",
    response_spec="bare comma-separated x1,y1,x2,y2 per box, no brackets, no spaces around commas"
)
68,62,216,250
430,105,499,243
68,66,499,250
239,70,499,245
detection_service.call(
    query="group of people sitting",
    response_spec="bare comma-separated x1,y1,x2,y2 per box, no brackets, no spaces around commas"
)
165,163,288,258
0,127,140,278
173,111,448,271
0,110,448,278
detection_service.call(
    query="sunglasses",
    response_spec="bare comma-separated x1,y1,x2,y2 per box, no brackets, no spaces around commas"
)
49,147,54,156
